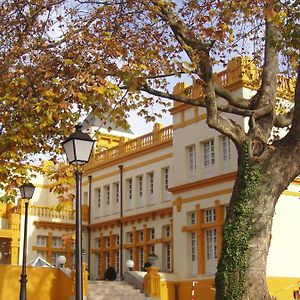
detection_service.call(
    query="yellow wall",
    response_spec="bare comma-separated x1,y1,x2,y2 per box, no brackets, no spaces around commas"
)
0,265,72,300
159,277,300,300
160,279,215,300
267,277,300,300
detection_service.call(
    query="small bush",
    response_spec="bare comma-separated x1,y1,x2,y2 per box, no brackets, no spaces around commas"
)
104,266,117,281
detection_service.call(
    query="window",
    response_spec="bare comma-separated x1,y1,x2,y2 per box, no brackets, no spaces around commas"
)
147,172,154,204
150,244,155,255
97,254,101,278
36,235,47,247
224,206,229,219
187,145,196,177
126,178,133,209
95,188,101,208
162,167,171,201
148,172,154,194
116,250,120,273
204,140,215,167
162,168,169,191
52,252,63,266
136,175,143,207
129,249,133,261
164,225,171,238
191,232,197,261
139,231,144,242
150,228,155,240
113,182,119,204
127,232,133,244
205,208,216,223
190,212,196,225
52,236,63,248
106,237,110,247
106,253,110,268
116,235,120,245
165,243,171,272
137,175,143,197
222,136,231,162
139,248,144,270
205,228,217,260
95,238,101,248
104,185,110,205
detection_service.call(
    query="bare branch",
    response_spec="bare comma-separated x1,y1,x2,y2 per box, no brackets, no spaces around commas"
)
274,107,294,128
214,84,251,109
287,61,300,139
146,0,209,52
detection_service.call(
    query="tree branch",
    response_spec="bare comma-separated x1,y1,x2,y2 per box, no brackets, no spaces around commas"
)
287,61,300,139
214,84,251,109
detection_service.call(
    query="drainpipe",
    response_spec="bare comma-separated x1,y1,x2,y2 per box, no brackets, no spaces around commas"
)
118,165,124,279
88,175,92,278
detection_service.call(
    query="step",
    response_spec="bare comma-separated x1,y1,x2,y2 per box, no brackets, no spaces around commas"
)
87,280,150,300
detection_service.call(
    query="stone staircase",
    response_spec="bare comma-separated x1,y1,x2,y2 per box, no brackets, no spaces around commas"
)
88,280,156,300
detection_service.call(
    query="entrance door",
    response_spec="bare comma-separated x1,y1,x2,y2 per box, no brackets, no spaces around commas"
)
0,238,11,264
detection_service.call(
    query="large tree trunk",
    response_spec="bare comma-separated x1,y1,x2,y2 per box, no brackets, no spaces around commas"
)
215,142,300,300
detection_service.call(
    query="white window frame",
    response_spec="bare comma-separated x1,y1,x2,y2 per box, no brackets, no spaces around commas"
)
205,208,216,223
204,139,215,167
127,178,133,210
165,242,171,272
139,247,144,271
36,235,47,247
147,172,154,204
52,236,63,248
205,228,217,260
165,225,170,238
104,185,110,206
187,145,196,178
191,232,197,275
139,230,144,242
150,228,155,240
222,136,231,162
136,175,144,207
113,182,119,204
95,188,101,208
190,212,196,225
162,167,171,201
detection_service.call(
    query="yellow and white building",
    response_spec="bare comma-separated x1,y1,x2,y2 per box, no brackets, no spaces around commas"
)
0,57,299,300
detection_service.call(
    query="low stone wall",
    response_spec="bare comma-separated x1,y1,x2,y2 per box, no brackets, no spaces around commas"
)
0,265,72,300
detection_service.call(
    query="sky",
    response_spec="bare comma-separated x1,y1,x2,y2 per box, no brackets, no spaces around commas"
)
127,107,173,136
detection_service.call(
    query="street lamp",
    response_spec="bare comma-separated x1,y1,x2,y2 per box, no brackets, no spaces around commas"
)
57,255,66,268
62,125,95,300
19,182,35,300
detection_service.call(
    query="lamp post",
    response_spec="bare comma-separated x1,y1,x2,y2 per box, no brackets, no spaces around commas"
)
19,182,35,300
62,125,95,300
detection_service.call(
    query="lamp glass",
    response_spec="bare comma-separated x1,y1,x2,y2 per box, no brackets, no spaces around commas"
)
62,125,95,165
19,183,35,199
57,255,66,266
126,259,134,268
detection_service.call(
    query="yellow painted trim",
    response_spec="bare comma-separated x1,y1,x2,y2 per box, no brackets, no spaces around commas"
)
90,207,173,231
83,153,173,186
169,172,236,194
33,220,88,230
282,190,300,197
173,114,207,130
173,188,233,209
85,126,173,174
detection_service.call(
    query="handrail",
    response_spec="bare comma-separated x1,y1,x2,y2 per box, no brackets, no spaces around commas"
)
123,271,145,292
90,125,173,165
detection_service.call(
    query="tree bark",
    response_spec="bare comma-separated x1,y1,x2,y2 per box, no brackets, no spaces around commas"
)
215,141,300,300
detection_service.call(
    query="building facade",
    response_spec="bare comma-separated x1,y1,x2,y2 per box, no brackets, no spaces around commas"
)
0,57,299,300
